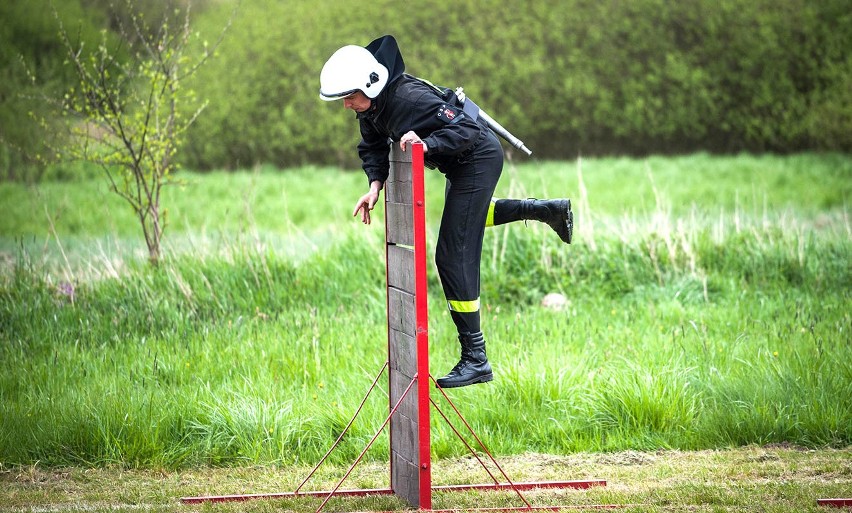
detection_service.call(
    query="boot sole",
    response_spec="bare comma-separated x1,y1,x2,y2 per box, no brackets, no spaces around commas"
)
548,199,573,244
436,372,494,389
564,206,573,244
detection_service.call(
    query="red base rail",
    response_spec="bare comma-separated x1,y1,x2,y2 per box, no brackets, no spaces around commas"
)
819,498,852,508
180,480,608,505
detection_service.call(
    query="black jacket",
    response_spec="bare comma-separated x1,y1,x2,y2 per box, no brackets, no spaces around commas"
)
356,74,489,184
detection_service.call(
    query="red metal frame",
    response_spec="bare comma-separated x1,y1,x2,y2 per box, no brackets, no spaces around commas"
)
180,143,620,510
180,362,609,508
411,142,433,510
819,498,852,508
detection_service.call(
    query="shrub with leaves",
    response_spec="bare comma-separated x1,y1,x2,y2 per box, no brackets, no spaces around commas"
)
57,1,229,264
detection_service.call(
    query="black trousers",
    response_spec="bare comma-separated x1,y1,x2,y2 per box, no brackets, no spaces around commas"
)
435,129,503,335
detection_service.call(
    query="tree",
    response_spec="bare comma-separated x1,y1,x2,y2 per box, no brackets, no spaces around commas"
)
56,1,231,265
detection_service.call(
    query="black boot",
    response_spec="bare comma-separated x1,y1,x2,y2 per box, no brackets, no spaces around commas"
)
521,198,573,244
436,332,493,389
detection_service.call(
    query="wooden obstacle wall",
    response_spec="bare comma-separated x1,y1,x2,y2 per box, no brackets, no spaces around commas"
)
385,143,431,509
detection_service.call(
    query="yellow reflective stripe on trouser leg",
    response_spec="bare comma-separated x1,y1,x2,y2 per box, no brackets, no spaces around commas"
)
447,298,480,313
485,199,496,228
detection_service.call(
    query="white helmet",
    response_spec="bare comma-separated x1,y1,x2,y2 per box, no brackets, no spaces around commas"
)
319,45,389,101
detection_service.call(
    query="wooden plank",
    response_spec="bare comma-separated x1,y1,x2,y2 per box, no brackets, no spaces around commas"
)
389,328,417,380
390,409,418,457
387,245,415,293
384,178,412,205
389,145,414,164
389,369,419,422
389,363,420,508
387,143,428,510
390,451,419,506
386,203,414,246
386,159,412,204
387,287,415,337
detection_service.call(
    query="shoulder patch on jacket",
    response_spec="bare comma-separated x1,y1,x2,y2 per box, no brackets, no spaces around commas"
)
436,104,464,124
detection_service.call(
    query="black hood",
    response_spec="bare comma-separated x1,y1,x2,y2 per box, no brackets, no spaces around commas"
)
366,35,405,85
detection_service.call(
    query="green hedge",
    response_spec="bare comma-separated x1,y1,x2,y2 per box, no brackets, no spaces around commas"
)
179,0,851,170
3,0,851,178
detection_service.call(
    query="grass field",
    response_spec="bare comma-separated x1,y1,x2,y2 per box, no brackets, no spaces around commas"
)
0,153,850,480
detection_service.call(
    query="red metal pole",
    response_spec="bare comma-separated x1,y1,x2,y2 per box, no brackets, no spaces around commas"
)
433,481,607,493
411,142,432,510
429,506,625,512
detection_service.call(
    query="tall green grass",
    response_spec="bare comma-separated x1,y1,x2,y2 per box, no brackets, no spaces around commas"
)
0,153,849,469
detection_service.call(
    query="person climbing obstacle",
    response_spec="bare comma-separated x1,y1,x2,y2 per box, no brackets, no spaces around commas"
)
319,35,573,389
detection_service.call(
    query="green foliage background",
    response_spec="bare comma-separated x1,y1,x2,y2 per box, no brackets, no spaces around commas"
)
2,0,851,178
181,0,852,170
0,0,110,181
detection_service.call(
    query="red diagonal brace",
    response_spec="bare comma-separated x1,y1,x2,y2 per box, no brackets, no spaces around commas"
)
431,374,532,508
295,361,388,494
314,373,419,513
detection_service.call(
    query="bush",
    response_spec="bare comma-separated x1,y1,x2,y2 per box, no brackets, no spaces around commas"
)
179,0,852,170
5,0,851,178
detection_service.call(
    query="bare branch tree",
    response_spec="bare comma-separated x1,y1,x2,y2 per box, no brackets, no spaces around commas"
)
56,0,234,265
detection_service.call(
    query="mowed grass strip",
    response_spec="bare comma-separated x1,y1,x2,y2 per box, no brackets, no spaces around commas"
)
0,447,849,512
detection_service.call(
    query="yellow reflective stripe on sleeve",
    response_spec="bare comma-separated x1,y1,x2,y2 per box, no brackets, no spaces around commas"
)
447,298,480,313
485,200,496,228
